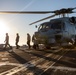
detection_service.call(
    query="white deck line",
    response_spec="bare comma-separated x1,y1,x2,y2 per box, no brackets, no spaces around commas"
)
39,49,70,75
51,66,76,71
0,49,62,75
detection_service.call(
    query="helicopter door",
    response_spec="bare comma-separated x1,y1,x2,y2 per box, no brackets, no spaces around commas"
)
64,22,75,41
69,23,76,39
61,22,69,40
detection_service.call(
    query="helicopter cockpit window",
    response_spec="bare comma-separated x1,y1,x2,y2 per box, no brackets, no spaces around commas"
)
51,21,63,30
39,25,42,30
43,25,49,29
46,25,49,29
38,23,50,31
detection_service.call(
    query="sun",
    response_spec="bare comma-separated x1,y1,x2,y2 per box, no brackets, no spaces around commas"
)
0,21,9,34
0,20,10,44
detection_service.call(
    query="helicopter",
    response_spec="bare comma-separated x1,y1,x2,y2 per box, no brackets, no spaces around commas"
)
0,7,76,49
29,7,76,49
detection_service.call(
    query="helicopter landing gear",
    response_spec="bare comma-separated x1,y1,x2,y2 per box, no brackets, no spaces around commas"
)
32,43,39,50
45,44,51,49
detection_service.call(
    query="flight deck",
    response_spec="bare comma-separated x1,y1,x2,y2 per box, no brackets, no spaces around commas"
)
0,47,76,75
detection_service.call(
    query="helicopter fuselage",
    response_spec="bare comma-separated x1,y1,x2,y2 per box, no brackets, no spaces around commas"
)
33,17,76,47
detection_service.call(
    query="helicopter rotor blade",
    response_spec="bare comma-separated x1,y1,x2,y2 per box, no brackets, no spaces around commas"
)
71,11,76,13
29,14,56,25
0,7,76,14
0,11,52,14
69,7,76,10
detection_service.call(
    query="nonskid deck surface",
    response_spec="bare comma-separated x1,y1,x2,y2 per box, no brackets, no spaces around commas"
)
0,47,76,75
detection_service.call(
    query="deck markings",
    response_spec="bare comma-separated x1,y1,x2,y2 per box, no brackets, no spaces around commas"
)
50,66,76,71
0,53,54,75
0,48,65,75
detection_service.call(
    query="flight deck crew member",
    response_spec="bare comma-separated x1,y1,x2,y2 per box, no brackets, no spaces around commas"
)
27,33,31,49
4,33,11,49
15,33,20,49
32,34,39,49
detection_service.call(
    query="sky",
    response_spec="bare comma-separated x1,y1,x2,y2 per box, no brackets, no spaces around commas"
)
0,0,76,46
